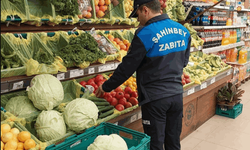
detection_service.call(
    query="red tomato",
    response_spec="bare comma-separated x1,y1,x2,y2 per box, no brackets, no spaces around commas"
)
182,80,186,85
107,97,113,103
115,91,124,100
79,81,87,87
87,79,95,85
97,80,105,87
104,93,112,101
115,104,124,111
124,93,130,100
95,75,104,83
110,97,118,106
118,97,127,106
124,102,132,108
124,87,132,94
110,91,116,97
130,91,138,98
185,78,191,84
129,97,138,106
114,86,123,92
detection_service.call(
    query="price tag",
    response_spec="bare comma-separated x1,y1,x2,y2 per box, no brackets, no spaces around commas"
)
12,81,24,90
130,114,137,123
188,62,195,66
70,69,84,78
227,70,232,76
115,62,121,68
210,77,216,84
88,67,95,74
98,64,115,72
187,88,195,95
190,47,194,52
57,73,65,80
137,113,142,119
200,82,207,90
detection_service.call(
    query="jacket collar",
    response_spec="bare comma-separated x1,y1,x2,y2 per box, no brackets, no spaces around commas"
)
145,14,170,26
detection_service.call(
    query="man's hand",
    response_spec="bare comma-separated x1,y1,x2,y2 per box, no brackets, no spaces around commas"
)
95,84,105,98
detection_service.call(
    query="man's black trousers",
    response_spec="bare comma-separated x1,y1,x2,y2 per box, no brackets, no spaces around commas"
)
141,94,183,150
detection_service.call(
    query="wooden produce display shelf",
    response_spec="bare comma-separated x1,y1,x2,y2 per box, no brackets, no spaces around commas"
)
106,69,233,140
1,23,136,33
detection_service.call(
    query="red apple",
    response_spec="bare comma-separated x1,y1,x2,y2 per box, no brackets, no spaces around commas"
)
124,102,132,108
115,91,124,100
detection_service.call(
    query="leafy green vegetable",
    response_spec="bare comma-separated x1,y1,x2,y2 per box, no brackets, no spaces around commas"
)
51,0,79,16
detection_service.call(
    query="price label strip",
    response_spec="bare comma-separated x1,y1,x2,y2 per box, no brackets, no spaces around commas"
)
12,81,24,90
98,64,115,72
227,70,232,76
187,87,195,96
70,69,84,78
137,113,142,119
88,67,95,74
200,82,207,90
115,62,121,68
210,77,216,84
57,73,65,80
130,114,137,123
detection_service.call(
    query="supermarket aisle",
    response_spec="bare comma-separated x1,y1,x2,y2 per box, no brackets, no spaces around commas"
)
181,81,250,150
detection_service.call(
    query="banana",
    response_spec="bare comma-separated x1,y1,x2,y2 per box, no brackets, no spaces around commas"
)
211,59,218,68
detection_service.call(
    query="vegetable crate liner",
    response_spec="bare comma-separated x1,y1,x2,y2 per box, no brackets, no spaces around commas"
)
1,34,27,78
1,0,29,22
46,122,150,150
1,120,42,149
0,79,84,150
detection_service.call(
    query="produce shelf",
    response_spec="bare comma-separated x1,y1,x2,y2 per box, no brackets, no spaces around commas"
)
183,68,233,97
0,60,121,94
192,25,247,30
226,61,250,66
202,41,245,53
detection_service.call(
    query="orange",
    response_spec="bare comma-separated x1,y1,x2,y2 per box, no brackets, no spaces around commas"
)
98,0,105,6
111,41,117,45
116,44,120,50
108,34,114,41
132,82,136,86
24,139,36,150
78,14,83,19
85,12,92,18
119,44,127,50
2,132,14,143
123,39,129,45
17,142,24,149
10,128,20,136
12,135,19,142
94,0,99,6
105,0,111,5
1,124,11,134
97,10,105,18
17,131,31,143
99,5,108,12
4,140,17,150
113,38,121,43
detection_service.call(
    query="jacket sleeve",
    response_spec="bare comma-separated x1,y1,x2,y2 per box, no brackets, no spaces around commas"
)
102,33,147,92
184,36,191,67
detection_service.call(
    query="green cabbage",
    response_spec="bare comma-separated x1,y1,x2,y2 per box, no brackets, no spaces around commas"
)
63,98,99,133
87,134,128,150
5,96,40,121
35,110,66,142
27,74,64,110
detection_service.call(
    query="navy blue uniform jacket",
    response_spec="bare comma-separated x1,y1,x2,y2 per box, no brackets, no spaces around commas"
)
102,14,191,106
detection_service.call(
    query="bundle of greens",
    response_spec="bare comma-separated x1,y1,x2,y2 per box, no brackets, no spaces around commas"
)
1,48,23,69
50,0,79,16
56,33,107,67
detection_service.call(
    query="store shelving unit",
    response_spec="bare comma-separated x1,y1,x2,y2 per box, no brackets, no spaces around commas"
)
202,41,245,53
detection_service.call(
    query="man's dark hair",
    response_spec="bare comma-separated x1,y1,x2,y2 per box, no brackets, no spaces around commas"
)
138,0,161,13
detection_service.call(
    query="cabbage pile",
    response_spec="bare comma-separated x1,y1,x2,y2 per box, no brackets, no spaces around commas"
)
87,134,128,150
27,74,64,110
63,98,99,133
35,110,66,142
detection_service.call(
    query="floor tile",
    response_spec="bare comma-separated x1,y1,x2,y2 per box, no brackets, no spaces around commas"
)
222,117,250,133
180,137,202,150
192,141,236,150
205,115,229,127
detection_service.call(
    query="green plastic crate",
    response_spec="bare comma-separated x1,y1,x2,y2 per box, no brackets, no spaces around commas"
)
216,103,243,119
46,122,150,150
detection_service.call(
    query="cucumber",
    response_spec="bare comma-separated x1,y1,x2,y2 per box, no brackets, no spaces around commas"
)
93,101,110,106
97,106,106,109
88,96,107,102
99,108,115,119
99,105,114,113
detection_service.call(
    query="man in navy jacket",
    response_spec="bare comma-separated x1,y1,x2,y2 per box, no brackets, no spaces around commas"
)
96,0,191,149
